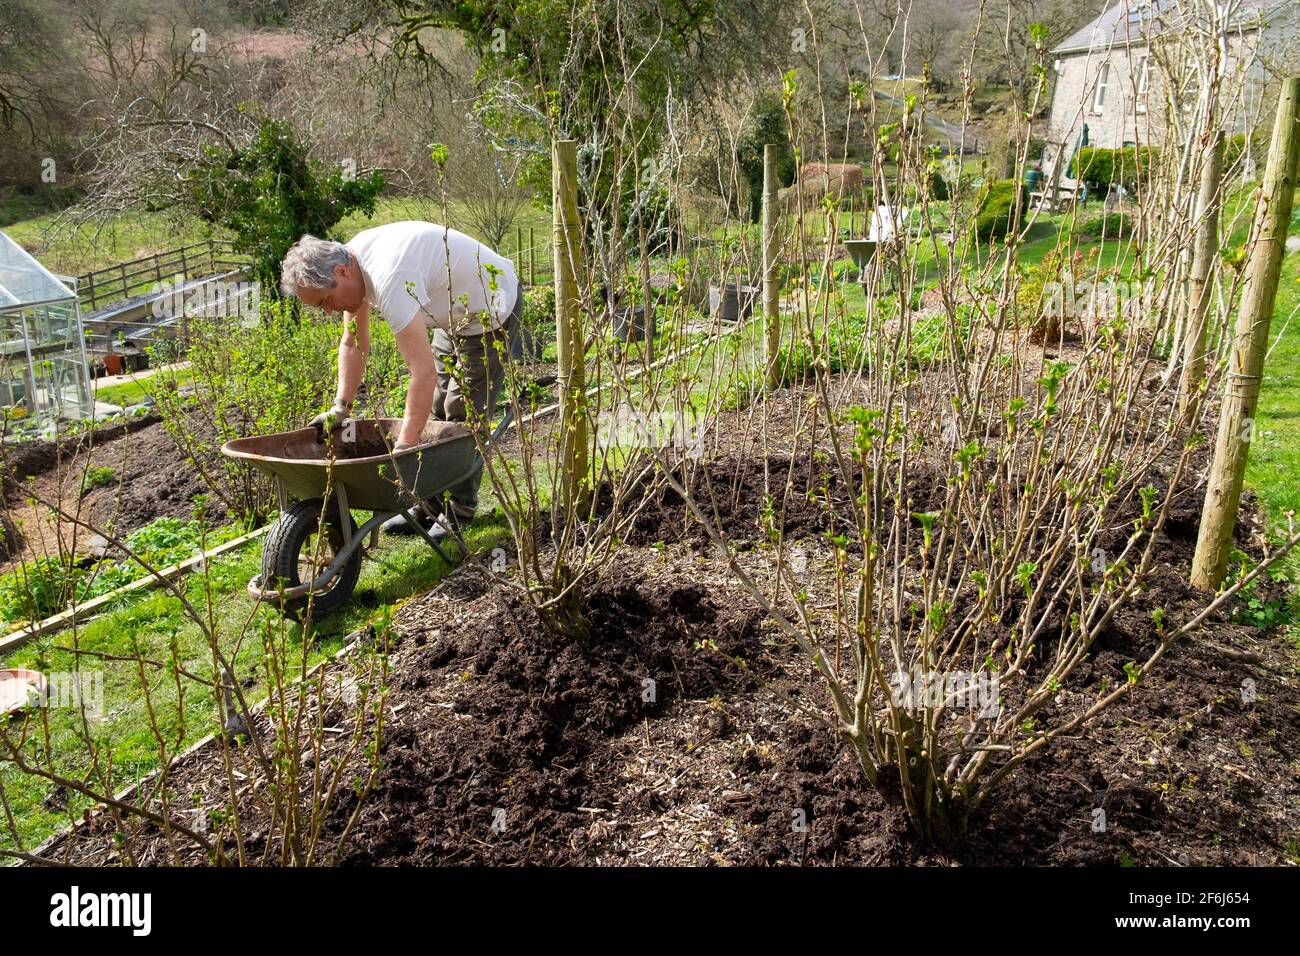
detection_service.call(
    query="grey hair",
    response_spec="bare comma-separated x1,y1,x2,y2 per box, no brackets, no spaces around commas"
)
280,235,352,297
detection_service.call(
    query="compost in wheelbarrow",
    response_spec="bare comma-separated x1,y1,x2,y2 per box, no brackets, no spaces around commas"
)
221,418,484,619
222,418,478,513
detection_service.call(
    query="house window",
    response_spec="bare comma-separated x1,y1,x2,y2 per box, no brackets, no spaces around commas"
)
1135,55,1150,113
1093,63,1110,114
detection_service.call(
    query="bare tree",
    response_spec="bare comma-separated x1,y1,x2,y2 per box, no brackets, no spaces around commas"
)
451,134,531,248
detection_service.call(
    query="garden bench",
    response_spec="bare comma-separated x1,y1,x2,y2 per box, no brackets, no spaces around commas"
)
1031,177,1087,212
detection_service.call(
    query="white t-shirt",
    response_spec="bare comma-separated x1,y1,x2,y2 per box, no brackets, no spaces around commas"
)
346,221,519,337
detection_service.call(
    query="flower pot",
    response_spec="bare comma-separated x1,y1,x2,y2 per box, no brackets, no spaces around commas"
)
709,282,760,323
102,353,124,376
0,669,46,717
124,348,148,373
613,306,655,344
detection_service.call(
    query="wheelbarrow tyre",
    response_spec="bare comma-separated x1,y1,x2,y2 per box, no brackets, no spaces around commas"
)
262,498,361,620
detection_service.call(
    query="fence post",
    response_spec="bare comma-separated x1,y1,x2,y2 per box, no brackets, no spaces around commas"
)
638,195,655,366
762,143,782,389
1179,130,1224,417
1191,76,1300,590
529,226,536,286
552,139,589,506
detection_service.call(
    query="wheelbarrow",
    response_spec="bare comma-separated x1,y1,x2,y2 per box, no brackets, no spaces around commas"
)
221,409,515,619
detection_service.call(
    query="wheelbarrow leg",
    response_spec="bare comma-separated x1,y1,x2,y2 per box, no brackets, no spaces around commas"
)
334,482,353,547
397,504,461,565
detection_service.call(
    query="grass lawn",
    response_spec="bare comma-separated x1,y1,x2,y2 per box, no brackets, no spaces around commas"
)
3,195,555,279
1247,248,1300,521
0,187,82,230
1243,247,1300,635
94,366,195,408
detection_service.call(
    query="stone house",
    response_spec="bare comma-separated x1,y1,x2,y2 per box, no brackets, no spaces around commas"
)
1042,0,1299,179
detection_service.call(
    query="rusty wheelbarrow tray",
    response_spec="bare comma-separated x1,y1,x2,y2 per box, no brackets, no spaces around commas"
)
220,410,514,618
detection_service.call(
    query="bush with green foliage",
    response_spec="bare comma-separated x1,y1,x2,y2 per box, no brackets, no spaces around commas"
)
1075,146,1159,191
1016,248,1069,342
1224,129,1270,173
183,114,384,294
523,283,556,330
79,466,116,497
0,557,79,623
929,169,950,202
973,179,1024,241
1078,211,1135,239
736,91,796,221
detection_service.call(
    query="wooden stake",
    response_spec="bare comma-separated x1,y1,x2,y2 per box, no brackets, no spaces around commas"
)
763,143,782,388
1180,130,1224,416
1191,77,1300,590
552,140,589,502
638,193,655,365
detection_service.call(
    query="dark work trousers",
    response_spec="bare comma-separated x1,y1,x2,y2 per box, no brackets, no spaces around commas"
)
429,284,523,517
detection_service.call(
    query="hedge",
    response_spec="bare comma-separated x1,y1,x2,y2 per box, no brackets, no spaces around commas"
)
973,179,1025,241
1075,146,1159,190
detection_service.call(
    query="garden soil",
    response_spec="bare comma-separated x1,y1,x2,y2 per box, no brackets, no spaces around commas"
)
0,414,225,572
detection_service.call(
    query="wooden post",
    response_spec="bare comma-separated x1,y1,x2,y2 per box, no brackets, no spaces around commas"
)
552,140,589,502
638,197,654,365
1191,77,1300,590
529,226,536,286
516,226,523,264
762,143,781,389
1179,130,1224,417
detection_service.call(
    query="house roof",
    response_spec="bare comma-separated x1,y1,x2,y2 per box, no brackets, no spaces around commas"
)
0,230,76,311
1053,0,1286,55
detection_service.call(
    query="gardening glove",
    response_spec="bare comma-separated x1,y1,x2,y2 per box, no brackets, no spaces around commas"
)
309,399,352,440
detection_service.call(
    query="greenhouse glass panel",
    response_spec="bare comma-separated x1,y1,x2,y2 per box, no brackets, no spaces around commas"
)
0,230,94,437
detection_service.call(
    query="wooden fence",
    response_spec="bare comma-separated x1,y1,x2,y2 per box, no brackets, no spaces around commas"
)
75,239,248,314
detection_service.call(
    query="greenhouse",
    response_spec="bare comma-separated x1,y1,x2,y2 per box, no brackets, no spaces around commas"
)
0,229,93,436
